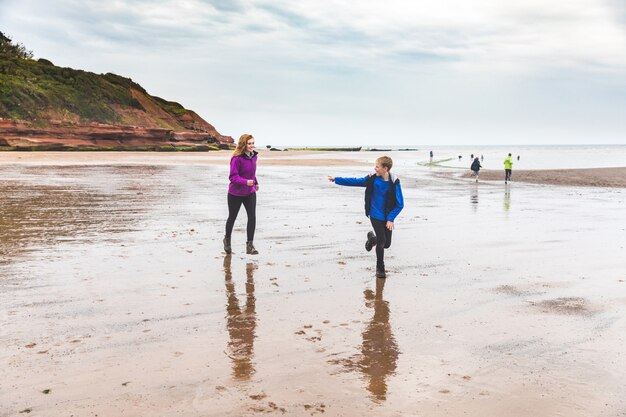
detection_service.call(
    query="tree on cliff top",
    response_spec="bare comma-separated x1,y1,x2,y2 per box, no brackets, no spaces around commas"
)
0,31,33,60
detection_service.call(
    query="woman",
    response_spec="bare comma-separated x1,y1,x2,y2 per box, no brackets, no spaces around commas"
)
224,134,259,255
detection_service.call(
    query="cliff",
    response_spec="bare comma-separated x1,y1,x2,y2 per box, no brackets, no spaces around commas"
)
0,32,233,150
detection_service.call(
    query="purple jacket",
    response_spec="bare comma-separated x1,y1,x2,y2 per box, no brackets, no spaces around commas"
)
228,151,258,196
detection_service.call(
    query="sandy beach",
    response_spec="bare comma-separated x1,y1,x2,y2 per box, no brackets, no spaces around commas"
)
1,151,626,417
461,167,626,188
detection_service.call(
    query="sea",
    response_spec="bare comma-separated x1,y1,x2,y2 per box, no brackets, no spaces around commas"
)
277,144,626,170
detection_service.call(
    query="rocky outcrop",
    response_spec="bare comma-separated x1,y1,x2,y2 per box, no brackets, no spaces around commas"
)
1,32,235,150
0,118,233,149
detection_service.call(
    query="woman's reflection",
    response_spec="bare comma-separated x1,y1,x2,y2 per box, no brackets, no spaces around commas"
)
223,255,257,380
359,277,399,402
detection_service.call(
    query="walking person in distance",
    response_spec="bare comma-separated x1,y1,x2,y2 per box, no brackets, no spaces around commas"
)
504,153,513,183
470,156,482,183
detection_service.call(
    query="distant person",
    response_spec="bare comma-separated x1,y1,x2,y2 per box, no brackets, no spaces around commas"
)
471,153,474,159
328,156,404,279
470,157,482,182
481,154,484,162
429,150,433,162
517,155,520,161
458,155,462,161
224,134,259,255
504,153,513,184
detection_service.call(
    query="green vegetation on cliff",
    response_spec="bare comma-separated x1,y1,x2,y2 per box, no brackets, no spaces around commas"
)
0,32,196,129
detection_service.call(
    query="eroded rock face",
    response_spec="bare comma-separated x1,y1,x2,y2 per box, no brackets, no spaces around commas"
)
0,118,234,149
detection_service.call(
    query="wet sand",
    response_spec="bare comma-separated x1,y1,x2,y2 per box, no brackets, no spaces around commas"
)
1,152,626,416
461,167,626,188
0,150,369,167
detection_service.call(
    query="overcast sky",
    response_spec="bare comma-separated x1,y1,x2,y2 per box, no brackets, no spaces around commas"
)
2,0,626,146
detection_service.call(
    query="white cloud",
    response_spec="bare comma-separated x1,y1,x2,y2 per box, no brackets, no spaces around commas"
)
2,0,626,145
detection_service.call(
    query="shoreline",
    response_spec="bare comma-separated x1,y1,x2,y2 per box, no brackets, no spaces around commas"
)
460,167,626,188
0,151,624,187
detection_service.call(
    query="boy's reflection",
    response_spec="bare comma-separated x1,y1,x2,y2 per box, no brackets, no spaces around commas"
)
359,277,399,402
223,255,257,380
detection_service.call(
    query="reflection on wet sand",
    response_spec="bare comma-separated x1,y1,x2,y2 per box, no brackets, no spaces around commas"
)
360,278,399,402
469,184,479,212
504,183,511,212
223,255,257,381
0,165,162,264
328,278,399,401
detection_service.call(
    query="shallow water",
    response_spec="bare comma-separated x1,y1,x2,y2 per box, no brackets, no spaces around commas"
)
1,162,625,416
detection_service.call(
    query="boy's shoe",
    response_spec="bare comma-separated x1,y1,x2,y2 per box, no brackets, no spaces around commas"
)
223,237,232,254
246,241,259,255
365,231,376,252
375,268,386,279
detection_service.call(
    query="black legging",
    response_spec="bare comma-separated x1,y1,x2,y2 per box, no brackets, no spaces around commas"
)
225,193,256,242
370,217,392,269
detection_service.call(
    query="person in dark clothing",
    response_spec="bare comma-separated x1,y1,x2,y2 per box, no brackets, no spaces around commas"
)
470,157,482,182
328,156,404,278
224,134,259,255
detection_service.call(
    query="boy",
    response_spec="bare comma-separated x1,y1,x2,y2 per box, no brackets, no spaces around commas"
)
328,156,404,278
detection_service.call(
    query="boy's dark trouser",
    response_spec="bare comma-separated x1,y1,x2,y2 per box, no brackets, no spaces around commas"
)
370,217,392,270
225,193,256,242
505,169,512,181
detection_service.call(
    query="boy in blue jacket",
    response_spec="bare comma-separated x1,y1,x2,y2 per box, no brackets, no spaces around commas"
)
328,156,404,278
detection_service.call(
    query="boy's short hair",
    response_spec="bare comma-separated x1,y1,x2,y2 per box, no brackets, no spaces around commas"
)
376,156,393,171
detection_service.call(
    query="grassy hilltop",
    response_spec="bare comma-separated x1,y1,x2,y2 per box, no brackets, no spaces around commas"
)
0,31,226,137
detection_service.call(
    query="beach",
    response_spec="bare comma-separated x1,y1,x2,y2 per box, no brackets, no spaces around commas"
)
460,168,626,188
1,151,626,417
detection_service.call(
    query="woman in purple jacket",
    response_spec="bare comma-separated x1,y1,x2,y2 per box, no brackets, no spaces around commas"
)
224,134,259,255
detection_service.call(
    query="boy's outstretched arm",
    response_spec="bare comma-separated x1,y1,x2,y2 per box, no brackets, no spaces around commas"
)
330,175,369,187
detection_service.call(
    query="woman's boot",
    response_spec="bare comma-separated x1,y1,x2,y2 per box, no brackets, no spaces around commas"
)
223,237,232,254
246,241,258,255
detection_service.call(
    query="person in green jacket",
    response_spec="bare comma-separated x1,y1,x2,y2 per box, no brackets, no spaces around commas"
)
504,153,513,183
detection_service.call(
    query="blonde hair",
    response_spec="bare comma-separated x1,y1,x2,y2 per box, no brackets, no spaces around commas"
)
376,156,393,171
233,134,254,157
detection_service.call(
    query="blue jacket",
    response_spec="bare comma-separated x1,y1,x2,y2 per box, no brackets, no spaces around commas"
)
335,174,404,222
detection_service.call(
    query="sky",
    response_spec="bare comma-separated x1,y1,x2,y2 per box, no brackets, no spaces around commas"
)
2,0,626,146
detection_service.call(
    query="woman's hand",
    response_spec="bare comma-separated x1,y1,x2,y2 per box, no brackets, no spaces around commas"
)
386,221,394,231
255,184,259,191
247,179,254,186
328,176,335,182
